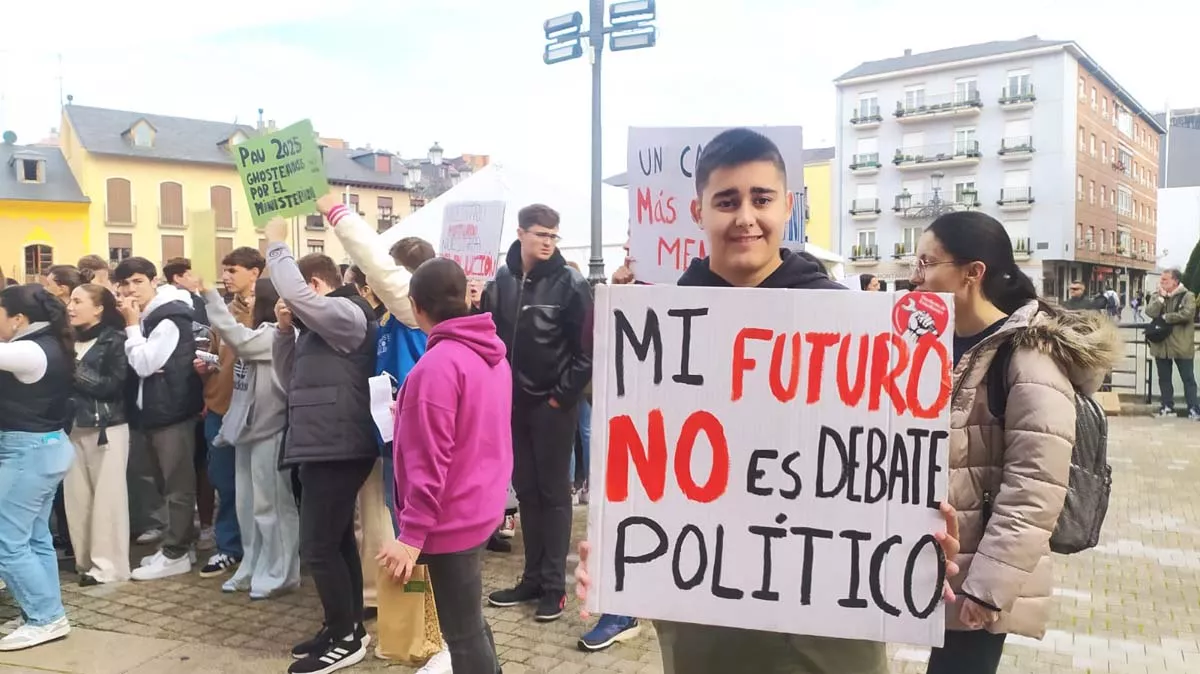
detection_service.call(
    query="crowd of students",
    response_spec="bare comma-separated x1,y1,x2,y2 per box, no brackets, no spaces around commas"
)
0,127,1122,674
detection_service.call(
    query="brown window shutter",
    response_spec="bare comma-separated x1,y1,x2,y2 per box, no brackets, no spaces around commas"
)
211,186,234,230
161,235,185,264
106,178,132,223
216,237,234,266
160,182,184,227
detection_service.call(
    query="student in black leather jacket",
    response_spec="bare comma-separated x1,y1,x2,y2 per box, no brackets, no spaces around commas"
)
482,204,594,623
64,283,131,586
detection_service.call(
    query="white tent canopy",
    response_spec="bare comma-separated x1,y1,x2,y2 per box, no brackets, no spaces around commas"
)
378,163,630,270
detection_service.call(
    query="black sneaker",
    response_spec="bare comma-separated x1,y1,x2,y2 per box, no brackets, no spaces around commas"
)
288,629,367,674
487,534,512,553
199,553,240,579
535,592,566,622
487,581,542,607
292,624,368,660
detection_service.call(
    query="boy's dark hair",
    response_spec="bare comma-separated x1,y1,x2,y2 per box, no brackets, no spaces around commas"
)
113,257,158,283
410,257,469,323
347,265,368,290
77,254,110,276
297,253,342,289
517,204,560,231
390,237,436,273
162,257,192,284
694,127,787,194
221,246,266,273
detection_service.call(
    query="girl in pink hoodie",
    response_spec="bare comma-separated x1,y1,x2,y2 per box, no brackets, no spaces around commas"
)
377,257,511,674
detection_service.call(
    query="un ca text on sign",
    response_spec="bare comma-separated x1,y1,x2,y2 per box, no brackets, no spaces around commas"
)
439,200,506,281
234,119,330,228
586,285,954,647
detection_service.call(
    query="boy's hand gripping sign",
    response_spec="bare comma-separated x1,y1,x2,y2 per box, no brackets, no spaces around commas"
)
586,285,954,647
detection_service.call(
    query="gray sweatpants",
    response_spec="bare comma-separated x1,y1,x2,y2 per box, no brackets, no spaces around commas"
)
127,420,197,559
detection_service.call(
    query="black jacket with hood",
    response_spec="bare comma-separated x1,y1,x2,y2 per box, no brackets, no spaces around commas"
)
677,247,844,290
481,241,593,407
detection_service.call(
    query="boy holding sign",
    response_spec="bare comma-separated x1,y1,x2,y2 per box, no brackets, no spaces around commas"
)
575,128,961,673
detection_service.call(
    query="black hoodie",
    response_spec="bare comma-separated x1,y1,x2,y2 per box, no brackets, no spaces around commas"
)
677,248,845,290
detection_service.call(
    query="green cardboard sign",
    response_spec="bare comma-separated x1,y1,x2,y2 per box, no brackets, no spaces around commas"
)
234,119,329,228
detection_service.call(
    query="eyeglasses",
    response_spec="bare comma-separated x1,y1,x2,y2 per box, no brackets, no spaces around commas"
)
912,258,958,278
528,231,561,243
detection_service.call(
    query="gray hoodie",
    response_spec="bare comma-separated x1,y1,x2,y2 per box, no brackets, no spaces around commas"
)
202,290,287,446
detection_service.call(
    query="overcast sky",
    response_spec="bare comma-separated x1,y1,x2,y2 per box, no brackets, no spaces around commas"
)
2,0,1194,189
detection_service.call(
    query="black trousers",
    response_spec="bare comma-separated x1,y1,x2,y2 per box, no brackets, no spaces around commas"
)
298,459,375,638
419,544,500,674
926,629,1007,674
512,398,579,595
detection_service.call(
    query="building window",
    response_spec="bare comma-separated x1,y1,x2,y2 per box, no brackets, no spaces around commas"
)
1102,96,1108,118
1078,77,1086,100
106,177,133,224
954,127,977,155
1005,69,1031,98
954,77,978,103
16,158,44,184
857,93,879,119
24,244,53,283
1088,180,1095,204
307,239,325,255
348,194,360,214
1090,134,1096,158
954,176,978,205
1077,127,1085,151
856,230,876,249
211,185,234,230
1100,184,1107,204
1101,140,1107,161
161,235,185,265
904,86,925,111
216,237,234,270
1076,175,1083,201
132,122,154,148
1090,87,1097,109
108,234,132,266
159,181,184,227
1117,187,1133,217
901,226,923,254
378,197,394,218
1117,110,1133,137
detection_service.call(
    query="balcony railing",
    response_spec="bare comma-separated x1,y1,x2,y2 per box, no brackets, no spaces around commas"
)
893,191,980,215
849,244,879,261
893,141,981,167
104,203,136,226
894,91,983,118
850,153,881,170
998,186,1034,205
1012,236,1032,260
849,198,881,215
998,136,1035,155
305,214,326,230
893,242,915,259
851,107,883,125
999,85,1036,106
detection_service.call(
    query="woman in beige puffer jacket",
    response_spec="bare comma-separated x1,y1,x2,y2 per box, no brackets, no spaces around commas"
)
912,212,1121,674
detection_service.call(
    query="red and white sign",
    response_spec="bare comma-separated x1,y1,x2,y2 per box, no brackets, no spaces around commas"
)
439,201,506,281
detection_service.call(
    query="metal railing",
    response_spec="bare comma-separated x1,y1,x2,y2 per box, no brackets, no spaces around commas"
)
999,85,1035,104
894,91,983,117
851,107,882,124
849,244,878,260
849,198,880,214
850,153,881,169
998,186,1034,204
893,141,981,165
999,135,1034,154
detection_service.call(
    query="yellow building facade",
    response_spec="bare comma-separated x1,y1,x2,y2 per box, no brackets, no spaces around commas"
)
802,158,833,250
59,105,412,280
0,138,91,282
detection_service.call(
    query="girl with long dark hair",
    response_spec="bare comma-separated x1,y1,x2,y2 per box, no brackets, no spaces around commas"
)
203,277,300,599
64,284,131,586
911,212,1119,674
0,284,76,651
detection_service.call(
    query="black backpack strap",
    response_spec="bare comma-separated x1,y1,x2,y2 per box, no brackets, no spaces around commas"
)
986,340,1015,423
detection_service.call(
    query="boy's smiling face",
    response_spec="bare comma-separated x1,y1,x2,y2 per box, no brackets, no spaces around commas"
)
690,159,793,285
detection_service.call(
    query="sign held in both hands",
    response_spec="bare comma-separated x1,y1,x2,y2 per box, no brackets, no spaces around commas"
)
234,119,330,229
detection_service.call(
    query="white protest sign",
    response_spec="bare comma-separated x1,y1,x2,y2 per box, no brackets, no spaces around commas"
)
587,285,954,647
439,200,506,280
627,126,804,285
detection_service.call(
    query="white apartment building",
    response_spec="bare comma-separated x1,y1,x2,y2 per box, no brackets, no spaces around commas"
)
833,36,1165,298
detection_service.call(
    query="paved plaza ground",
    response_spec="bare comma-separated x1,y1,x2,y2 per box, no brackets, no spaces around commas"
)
1,414,1198,673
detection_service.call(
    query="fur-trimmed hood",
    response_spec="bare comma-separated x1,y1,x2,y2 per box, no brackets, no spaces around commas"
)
1000,299,1123,395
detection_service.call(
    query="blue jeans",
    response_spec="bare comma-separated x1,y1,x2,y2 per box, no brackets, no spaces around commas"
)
568,399,592,485
205,413,242,558
0,430,74,625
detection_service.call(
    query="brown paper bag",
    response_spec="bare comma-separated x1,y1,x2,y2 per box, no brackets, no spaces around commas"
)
374,565,444,664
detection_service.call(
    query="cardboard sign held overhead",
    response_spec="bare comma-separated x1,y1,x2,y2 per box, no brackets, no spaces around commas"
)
188,210,218,281
587,285,954,647
234,119,329,228
626,126,804,285
439,200,506,281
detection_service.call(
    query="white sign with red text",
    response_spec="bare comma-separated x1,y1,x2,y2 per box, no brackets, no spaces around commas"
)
626,126,804,285
439,200,506,281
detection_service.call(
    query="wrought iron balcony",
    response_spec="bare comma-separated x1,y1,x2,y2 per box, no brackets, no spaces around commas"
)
893,242,916,260
894,91,983,122
999,85,1036,108
893,141,981,170
998,136,1035,160
851,107,883,128
850,153,881,174
849,198,881,218
1012,236,1032,261
998,187,1034,212
849,244,879,261
893,190,978,218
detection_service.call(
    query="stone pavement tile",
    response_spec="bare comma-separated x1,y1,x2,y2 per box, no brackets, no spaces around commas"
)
0,628,180,674
0,667,56,674
122,643,302,674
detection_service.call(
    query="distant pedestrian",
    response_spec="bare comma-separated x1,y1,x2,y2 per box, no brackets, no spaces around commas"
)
1147,269,1199,419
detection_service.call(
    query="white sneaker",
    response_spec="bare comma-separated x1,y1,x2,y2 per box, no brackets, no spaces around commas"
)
0,616,70,651
131,551,191,581
135,529,163,545
415,646,452,674
499,515,516,539
0,578,6,591
139,549,196,567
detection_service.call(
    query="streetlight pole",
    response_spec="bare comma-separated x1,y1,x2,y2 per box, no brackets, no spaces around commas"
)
543,0,658,285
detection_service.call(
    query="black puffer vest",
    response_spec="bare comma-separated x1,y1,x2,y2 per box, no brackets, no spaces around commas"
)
281,286,379,466
0,327,73,433
126,301,204,430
